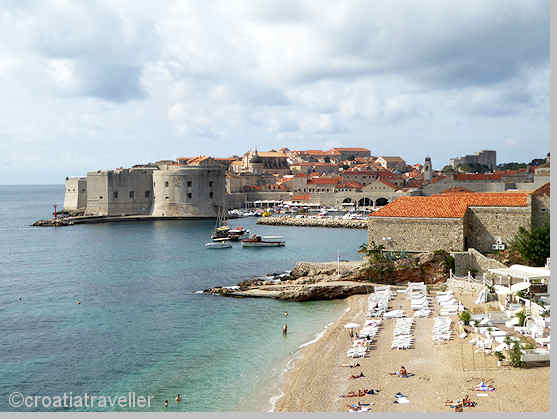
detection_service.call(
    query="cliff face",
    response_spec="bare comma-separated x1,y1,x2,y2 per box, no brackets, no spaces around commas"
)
204,252,451,301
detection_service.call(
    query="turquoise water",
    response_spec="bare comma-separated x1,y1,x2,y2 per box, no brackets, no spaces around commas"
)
0,185,366,411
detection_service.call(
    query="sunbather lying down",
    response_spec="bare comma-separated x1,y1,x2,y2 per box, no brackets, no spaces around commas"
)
341,363,361,368
349,372,365,379
445,395,477,408
339,389,381,397
346,402,373,412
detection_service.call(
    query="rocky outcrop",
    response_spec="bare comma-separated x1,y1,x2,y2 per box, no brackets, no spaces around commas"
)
32,218,72,227
204,251,452,301
257,216,367,229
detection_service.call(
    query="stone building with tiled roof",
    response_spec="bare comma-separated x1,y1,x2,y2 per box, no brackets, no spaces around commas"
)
367,191,544,253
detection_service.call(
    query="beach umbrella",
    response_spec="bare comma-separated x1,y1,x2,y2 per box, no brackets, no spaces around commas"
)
511,282,530,293
494,285,512,295
344,322,360,329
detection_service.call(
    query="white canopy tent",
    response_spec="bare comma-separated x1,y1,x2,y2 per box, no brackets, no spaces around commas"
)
488,264,550,291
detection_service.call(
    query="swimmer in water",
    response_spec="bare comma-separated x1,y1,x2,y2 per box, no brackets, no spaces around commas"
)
164,400,169,408
176,394,182,402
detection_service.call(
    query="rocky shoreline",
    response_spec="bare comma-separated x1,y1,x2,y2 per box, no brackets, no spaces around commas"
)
257,216,367,229
204,252,452,301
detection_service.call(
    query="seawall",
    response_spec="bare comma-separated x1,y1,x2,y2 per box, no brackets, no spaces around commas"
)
257,216,367,229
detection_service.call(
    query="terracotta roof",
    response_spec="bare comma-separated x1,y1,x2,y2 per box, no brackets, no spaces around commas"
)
337,182,364,190
291,162,336,167
214,157,237,161
371,193,529,219
454,173,502,181
331,147,370,152
231,161,243,165
258,152,287,158
292,193,311,201
440,186,474,194
532,182,550,196
307,176,341,185
378,179,399,190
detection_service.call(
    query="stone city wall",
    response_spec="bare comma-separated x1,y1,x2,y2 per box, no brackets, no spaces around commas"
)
63,177,87,210
367,216,465,252
152,167,226,217
451,248,507,277
464,205,531,253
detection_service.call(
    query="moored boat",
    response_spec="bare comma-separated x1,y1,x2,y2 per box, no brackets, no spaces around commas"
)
205,238,232,249
241,235,285,247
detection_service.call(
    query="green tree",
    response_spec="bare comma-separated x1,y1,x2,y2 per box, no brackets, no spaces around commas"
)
441,165,455,173
515,309,527,327
510,221,550,266
509,342,524,368
459,310,471,325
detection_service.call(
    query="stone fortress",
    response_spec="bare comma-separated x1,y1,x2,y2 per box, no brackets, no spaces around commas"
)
64,157,226,218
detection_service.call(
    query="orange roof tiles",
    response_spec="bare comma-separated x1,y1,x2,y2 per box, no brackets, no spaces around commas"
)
292,193,311,201
307,177,341,185
454,173,502,181
532,182,550,196
331,147,370,152
371,193,529,219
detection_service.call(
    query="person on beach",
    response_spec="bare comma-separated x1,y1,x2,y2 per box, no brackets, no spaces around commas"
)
349,371,365,379
399,366,407,377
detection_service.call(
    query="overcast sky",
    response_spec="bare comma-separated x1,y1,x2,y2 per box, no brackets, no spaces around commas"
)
0,0,550,184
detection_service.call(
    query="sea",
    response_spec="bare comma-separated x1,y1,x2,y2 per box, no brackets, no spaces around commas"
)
0,185,367,412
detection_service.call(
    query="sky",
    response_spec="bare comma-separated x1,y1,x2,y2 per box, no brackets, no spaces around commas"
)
0,0,550,184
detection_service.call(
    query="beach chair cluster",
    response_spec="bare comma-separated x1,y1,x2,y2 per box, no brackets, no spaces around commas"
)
406,283,432,317
392,318,415,349
436,291,458,316
432,317,453,343
469,325,518,354
367,286,393,317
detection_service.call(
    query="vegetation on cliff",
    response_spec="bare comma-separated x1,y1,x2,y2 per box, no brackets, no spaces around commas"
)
509,221,550,266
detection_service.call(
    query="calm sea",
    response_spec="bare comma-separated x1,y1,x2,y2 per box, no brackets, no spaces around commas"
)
0,185,367,412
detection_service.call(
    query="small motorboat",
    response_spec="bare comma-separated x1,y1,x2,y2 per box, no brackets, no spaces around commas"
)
241,235,285,247
227,226,249,241
205,238,232,249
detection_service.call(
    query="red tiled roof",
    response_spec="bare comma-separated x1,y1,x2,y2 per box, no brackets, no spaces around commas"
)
532,182,550,196
378,179,399,190
291,162,337,167
454,173,502,181
337,181,364,190
371,193,529,219
307,177,341,185
331,147,370,152
440,186,474,194
292,193,311,201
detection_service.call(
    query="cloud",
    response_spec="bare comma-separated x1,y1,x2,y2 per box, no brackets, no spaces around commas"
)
0,0,549,183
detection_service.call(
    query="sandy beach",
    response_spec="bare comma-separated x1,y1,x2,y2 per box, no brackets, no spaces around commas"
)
274,290,550,413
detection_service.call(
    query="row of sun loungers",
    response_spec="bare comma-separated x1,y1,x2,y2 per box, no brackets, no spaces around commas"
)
368,286,393,317
392,318,415,349
432,317,453,343
436,291,459,316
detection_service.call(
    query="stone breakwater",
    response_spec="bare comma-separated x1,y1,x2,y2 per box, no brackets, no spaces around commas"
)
257,216,367,229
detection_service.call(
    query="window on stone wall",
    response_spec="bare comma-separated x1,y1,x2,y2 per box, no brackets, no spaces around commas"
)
187,193,192,199
129,191,135,199
99,196,103,199
165,196,169,200
113,191,118,199
187,181,192,187
145,190,151,198
165,181,169,187
209,181,213,187
210,192,214,198
82,189,86,192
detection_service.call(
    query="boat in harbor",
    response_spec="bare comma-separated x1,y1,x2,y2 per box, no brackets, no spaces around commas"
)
205,238,232,249
211,207,230,240
227,226,249,241
241,235,285,247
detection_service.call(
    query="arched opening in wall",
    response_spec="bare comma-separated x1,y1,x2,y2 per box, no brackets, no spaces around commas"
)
358,197,372,206
342,198,352,203
375,197,389,206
